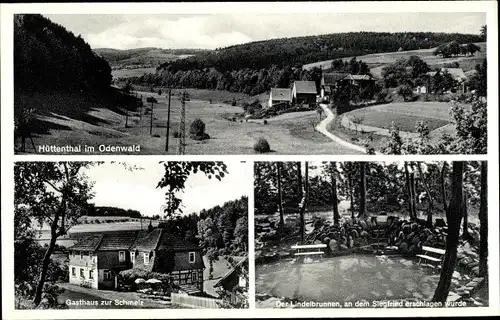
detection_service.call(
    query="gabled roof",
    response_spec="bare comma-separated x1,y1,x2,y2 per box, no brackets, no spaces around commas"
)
131,228,200,252
270,88,292,101
427,68,466,81
99,230,140,251
68,235,103,251
293,81,317,94
322,72,347,85
214,256,248,288
343,74,374,81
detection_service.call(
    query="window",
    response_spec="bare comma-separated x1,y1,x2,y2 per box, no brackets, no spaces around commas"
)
130,251,135,264
192,271,198,283
80,268,85,279
144,253,150,265
71,267,76,277
189,252,195,263
80,251,83,260
104,270,111,280
89,270,94,280
119,251,125,262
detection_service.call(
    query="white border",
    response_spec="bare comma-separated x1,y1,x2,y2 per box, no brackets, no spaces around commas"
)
1,1,499,319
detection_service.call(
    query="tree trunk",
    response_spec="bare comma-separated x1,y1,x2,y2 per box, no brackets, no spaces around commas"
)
432,161,464,302
417,162,434,227
331,162,340,226
440,162,448,215
478,161,488,277
461,192,470,239
410,171,417,219
150,102,154,135
359,162,367,218
33,219,59,305
298,162,308,244
404,162,414,219
277,163,284,235
348,176,354,221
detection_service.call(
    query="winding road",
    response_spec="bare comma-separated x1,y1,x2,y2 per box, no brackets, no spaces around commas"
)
315,104,374,155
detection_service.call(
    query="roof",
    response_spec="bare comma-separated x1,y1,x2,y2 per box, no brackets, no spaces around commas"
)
131,228,200,252
427,68,466,81
68,235,103,251
214,256,248,288
270,88,292,101
293,81,317,94
322,72,347,85
343,74,374,81
99,230,140,251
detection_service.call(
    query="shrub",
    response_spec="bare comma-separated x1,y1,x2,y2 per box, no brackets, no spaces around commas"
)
189,118,206,136
253,138,271,153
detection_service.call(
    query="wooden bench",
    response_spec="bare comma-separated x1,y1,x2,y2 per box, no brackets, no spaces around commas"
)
291,244,327,258
416,246,446,269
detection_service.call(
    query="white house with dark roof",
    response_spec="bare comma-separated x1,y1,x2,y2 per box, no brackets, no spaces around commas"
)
268,88,292,108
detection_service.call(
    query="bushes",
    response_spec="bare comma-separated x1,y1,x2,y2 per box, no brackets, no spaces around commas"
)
189,118,210,140
253,138,271,153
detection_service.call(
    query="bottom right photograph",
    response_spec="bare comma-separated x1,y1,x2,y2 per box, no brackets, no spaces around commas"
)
254,161,489,308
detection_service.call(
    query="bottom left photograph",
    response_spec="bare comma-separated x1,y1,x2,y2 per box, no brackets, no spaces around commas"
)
13,161,249,309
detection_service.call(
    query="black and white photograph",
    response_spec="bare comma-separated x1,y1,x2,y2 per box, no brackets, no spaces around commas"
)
254,161,489,308
14,161,249,309
13,11,487,155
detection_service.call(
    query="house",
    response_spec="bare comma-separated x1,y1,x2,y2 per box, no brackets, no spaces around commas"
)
320,72,347,99
214,256,248,306
68,228,205,294
268,88,292,108
130,228,205,294
68,230,140,289
426,68,467,93
292,81,317,106
341,74,376,88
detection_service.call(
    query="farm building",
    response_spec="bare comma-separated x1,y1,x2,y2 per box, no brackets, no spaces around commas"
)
320,72,347,99
341,74,376,88
68,228,205,294
214,256,248,306
68,230,141,290
268,88,292,108
426,68,468,93
292,80,317,106
130,228,205,294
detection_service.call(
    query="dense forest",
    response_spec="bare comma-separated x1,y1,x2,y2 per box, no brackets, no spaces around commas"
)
127,31,482,95
85,205,142,218
14,14,112,92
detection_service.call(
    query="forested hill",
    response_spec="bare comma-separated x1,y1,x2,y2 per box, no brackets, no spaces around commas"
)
159,32,484,72
14,14,112,92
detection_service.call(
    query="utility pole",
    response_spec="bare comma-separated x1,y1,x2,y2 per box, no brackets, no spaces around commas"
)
165,89,172,152
178,91,187,155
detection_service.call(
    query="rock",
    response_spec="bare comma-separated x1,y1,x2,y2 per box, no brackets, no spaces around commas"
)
328,239,338,252
340,244,348,251
452,271,462,280
314,240,322,245
467,261,479,268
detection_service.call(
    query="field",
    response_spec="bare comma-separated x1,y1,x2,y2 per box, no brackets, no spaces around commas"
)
303,42,487,78
112,67,157,79
345,102,453,133
18,88,361,155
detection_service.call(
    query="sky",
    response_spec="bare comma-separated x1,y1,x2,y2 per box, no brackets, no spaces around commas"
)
44,12,486,50
81,161,249,217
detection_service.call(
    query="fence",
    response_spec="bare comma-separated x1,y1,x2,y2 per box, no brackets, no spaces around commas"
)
171,293,222,309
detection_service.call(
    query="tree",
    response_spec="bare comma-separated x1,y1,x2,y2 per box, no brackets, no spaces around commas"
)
432,161,464,302
478,161,488,277
327,162,340,225
417,162,434,226
350,115,364,134
450,97,487,154
480,25,487,41
404,162,416,220
469,59,486,97
14,162,95,306
277,163,285,235
146,96,158,135
157,162,228,218
358,162,367,219
297,162,309,244
397,84,413,102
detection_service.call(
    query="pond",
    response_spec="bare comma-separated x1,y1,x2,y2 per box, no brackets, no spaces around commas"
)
256,254,441,307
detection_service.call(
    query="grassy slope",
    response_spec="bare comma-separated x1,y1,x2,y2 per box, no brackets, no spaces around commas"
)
303,42,487,78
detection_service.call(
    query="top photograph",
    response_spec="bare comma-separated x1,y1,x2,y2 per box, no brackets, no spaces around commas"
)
13,12,488,155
